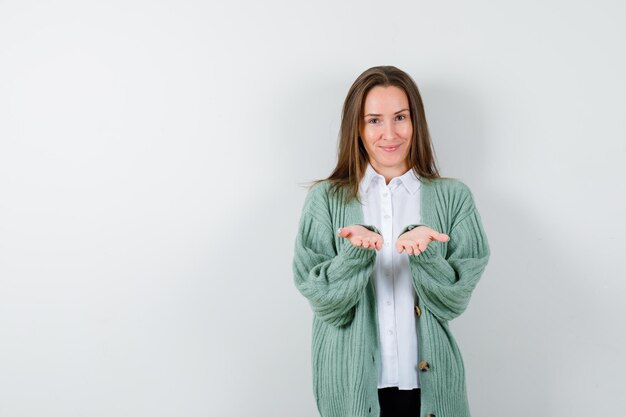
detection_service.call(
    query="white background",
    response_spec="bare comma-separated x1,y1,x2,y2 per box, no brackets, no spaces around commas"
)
1,1,625,416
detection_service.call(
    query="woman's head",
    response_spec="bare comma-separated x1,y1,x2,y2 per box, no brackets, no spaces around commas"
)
358,84,413,176
317,65,441,202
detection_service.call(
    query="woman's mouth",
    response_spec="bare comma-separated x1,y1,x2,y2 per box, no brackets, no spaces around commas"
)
381,145,399,152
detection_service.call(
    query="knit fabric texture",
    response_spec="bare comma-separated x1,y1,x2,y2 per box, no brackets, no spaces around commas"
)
292,177,491,417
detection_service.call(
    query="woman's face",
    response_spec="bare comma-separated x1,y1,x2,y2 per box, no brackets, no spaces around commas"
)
359,85,412,173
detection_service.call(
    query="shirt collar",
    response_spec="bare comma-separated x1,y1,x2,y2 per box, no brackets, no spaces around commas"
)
359,162,421,195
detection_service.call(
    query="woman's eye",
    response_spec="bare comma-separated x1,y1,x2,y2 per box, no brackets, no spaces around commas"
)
396,114,407,121
368,118,380,124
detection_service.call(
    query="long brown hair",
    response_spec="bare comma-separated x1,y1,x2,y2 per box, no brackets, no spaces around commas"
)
306,65,446,204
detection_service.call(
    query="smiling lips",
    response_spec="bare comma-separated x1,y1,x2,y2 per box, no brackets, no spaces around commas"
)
381,145,400,152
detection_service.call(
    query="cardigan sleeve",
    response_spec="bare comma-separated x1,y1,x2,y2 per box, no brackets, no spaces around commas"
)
404,206,490,322
292,188,378,328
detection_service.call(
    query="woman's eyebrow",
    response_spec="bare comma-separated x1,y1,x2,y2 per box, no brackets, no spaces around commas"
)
364,108,410,117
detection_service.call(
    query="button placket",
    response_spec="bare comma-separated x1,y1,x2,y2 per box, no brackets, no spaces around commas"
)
380,183,393,269
379,181,400,382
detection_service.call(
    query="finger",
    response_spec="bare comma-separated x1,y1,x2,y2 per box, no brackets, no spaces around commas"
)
435,232,450,242
414,243,423,254
337,227,353,238
362,238,371,248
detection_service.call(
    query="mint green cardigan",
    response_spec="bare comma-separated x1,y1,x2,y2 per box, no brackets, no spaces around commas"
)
292,177,490,417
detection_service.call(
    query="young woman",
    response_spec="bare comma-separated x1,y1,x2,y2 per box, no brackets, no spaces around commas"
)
293,66,490,417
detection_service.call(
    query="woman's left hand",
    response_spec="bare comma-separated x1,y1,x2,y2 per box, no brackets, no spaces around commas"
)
396,226,450,255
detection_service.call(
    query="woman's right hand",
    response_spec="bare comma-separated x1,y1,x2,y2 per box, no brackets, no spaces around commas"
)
336,225,384,251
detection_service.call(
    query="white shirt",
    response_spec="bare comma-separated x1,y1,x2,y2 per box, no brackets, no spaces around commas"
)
359,162,421,390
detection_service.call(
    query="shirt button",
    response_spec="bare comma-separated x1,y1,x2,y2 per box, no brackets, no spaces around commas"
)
384,214,390,219
382,192,388,197
386,300,392,306
418,360,431,372
388,329,394,335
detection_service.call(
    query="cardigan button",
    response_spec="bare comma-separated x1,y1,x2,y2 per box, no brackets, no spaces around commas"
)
426,414,436,417
418,360,431,372
414,305,422,317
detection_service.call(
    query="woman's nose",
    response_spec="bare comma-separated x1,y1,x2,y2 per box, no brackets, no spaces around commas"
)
383,121,395,139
